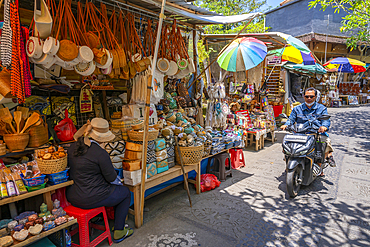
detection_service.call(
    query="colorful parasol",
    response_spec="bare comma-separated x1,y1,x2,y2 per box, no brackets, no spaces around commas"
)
217,37,267,72
283,62,327,75
268,45,316,65
276,33,311,53
323,57,366,73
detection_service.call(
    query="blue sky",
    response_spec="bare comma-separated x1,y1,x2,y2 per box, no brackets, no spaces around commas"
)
265,0,282,10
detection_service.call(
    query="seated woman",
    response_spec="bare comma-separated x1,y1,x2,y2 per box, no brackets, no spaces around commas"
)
66,118,133,243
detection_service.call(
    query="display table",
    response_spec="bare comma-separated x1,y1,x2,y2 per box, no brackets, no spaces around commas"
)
124,149,230,228
245,129,267,151
124,163,201,228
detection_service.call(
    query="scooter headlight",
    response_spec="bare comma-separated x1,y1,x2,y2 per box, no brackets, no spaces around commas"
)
299,150,306,155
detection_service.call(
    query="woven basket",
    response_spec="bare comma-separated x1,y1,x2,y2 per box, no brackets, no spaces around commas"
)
3,133,29,152
128,129,159,142
36,155,68,174
132,121,144,131
28,119,48,148
175,145,204,165
57,40,78,61
0,144,6,156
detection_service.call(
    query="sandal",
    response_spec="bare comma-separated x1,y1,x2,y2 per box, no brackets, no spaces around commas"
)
113,228,133,243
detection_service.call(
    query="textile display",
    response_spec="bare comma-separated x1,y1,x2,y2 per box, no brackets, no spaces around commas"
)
147,162,157,178
157,159,169,173
166,146,175,157
154,138,166,151
147,150,156,164
156,149,168,162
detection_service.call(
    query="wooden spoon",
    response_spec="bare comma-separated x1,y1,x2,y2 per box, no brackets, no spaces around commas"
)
2,108,16,134
20,112,40,134
14,111,22,133
17,106,29,130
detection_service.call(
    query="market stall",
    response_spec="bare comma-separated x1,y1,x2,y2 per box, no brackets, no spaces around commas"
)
0,0,266,244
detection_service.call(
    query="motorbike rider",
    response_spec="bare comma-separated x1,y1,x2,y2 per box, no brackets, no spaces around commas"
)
281,87,335,175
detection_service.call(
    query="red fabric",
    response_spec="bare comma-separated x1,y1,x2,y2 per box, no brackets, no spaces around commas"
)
54,109,77,142
51,187,71,208
196,174,221,192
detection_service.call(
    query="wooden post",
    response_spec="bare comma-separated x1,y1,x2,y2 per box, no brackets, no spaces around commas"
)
139,0,167,226
193,28,197,79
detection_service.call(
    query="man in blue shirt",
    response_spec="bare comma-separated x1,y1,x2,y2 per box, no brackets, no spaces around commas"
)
281,87,335,175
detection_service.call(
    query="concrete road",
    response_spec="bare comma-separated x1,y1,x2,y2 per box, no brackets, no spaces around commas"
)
100,105,370,247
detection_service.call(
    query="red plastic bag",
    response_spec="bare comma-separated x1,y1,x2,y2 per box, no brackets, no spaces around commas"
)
54,109,77,142
196,174,221,192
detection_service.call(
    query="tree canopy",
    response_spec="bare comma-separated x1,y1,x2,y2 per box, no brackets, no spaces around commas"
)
194,0,268,34
308,0,370,48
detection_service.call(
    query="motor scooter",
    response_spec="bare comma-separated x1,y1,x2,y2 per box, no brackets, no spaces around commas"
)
281,113,331,197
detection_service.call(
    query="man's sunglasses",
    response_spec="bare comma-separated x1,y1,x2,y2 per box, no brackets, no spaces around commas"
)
304,95,315,99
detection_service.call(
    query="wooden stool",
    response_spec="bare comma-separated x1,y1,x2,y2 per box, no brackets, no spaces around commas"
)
246,132,264,151
64,206,113,247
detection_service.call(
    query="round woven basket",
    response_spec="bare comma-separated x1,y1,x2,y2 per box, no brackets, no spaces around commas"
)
175,145,204,165
128,129,159,141
3,133,29,152
132,121,144,131
28,121,48,148
57,40,78,61
36,155,68,174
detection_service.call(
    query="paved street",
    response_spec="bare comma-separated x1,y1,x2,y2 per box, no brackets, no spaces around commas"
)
105,105,370,247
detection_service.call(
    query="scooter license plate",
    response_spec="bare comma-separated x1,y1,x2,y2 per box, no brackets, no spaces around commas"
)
284,135,308,143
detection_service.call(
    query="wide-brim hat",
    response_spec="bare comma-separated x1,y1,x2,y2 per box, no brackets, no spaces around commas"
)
89,118,115,143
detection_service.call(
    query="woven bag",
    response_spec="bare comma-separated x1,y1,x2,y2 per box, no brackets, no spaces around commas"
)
57,40,78,61
28,117,48,148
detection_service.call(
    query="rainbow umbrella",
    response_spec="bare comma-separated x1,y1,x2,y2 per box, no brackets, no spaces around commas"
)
323,57,366,73
217,37,267,72
268,45,316,65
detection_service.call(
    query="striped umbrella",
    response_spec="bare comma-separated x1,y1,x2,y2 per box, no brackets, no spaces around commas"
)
217,37,267,72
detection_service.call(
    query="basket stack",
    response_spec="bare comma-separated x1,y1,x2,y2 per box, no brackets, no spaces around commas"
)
111,119,133,141
127,120,159,142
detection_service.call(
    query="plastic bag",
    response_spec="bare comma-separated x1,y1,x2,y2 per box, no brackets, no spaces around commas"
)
54,109,77,142
196,174,221,192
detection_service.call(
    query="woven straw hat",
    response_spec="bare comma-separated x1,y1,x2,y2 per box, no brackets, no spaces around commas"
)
89,118,115,143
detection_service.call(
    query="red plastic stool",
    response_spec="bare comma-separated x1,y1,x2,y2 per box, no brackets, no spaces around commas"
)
229,149,245,169
64,206,113,247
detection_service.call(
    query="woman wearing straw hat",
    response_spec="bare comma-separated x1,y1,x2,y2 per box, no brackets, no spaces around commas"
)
66,118,133,243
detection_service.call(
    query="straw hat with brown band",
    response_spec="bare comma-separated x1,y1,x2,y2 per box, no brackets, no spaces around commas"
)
74,118,115,146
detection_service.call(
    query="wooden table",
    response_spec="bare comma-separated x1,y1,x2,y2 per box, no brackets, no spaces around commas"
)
0,181,74,214
124,163,201,228
245,129,266,151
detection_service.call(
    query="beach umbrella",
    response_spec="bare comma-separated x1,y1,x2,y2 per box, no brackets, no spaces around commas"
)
269,45,315,65
276,32,311,53
323,57,366,73
217,37,267,72
283,62,327,75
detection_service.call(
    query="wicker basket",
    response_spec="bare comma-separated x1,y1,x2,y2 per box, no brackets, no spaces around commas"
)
175,145,204,165
131,121,144,131
0,144,6,156
36,155,68,174
128,129,159,142
28,119,48,148
3,133,29,152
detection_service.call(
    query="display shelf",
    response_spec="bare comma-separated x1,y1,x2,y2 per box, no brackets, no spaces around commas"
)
11,219,77,247
0,145,49,159
0,181,74,207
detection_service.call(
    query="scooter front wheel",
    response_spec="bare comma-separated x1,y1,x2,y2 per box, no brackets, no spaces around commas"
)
286,165,303,197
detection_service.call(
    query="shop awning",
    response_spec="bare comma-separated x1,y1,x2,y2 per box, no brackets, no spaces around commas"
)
137,0,262,25
283,62,327,75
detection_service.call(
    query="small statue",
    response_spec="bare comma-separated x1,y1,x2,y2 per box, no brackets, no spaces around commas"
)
38,203,51,218
52,199,66,217
53,199,60,209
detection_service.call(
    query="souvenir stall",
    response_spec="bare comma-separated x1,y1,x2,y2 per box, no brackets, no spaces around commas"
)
0,0,264,241
323,57,367,106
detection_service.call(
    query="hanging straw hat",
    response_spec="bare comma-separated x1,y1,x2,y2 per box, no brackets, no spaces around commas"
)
74,118,115,146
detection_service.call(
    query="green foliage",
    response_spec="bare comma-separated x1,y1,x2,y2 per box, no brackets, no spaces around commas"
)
308,0,370,48
194,0,268,34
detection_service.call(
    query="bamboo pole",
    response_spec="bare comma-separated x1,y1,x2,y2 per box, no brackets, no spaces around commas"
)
139,0,167,227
